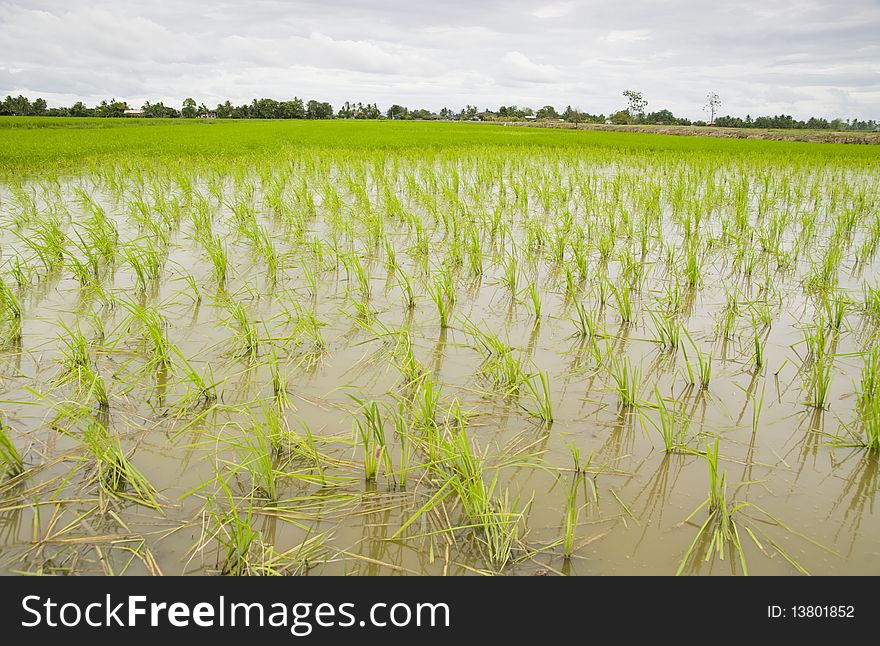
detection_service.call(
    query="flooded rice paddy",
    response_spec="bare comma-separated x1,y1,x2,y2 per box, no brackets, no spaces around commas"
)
1,142,879,575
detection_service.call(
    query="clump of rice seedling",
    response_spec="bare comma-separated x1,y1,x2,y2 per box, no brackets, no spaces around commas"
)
268,350,291,410
572,301,603,340
608,278,634,324
352,398,392,483
57,324,91,387
395,266,416,311
607,354,642,409
753,326,766,372
224,300,260,360
650,309,680,352
78,419,160,509
677,439,746,574
523,370,553,426
683,333,712,390
802,323,833,409
428,275,451,329
204,482,325,576
121,301,174,370
677,438,814,576
0,279,23,346
202,234,229,286
824,291,846,332
0,422,24,479
172,348,218,409
525,279,542,320
412,373,441,430
562,476,579,559
683,243,702,288
650,387,691,452
391,401,414,487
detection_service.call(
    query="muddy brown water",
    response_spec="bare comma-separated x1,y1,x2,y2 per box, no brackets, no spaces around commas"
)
1,153,879,575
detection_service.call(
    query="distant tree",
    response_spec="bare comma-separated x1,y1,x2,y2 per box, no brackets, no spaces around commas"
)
362,103,380,119
622,89,647,121
32,98,48,116
562,105,582,123
142,101,178,118
704,92,721,125
251,98,280,119
69,101,90,117
386,104,409,120
289,97,306,118
181,97,197,118
609,109,632,124
645,109,678,125
279,99,305,119
305,100,332,119
1,95,33,116
411,108,434,120
95,99,127,117
536,105,559,120
216,100,234,119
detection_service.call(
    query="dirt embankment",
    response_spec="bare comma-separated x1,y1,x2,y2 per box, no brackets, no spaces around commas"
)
497,121,880,145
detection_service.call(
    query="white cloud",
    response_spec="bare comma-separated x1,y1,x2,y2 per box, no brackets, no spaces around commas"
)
532,2,575,19
500,51,560,83
605,29,650,44
0,0,877,120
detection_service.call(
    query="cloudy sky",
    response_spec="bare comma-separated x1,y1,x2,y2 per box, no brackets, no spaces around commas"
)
1,0,878,120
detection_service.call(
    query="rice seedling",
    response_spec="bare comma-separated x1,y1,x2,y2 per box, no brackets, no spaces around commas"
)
427,273,452,329
224,300,260,360
173,348,218,408
606,354,642,409
0,422,23,479
562,476,579,559
395,266,416,310
650,387,691,452
608,278,634,324
683,334,713,390
352,398,392,482
523,370,553,426
650,309,680,352
752,326,766,372
802,323,833,409
122,301,174,370
824,291,846,332
525,279,542,320
0,279,23,346
202,234,229,287
572,301,601,339
76,418,161,510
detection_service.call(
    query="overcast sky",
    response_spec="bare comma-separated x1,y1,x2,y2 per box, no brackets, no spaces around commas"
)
1,0,878,120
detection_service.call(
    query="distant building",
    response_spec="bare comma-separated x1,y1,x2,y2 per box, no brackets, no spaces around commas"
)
524,115,537,121
198,112,217,119
124,108,145,117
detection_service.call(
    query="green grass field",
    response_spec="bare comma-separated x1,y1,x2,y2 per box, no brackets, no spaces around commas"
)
2,117,877,175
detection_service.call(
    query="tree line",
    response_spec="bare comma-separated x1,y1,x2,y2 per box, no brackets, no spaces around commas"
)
1,93,876,131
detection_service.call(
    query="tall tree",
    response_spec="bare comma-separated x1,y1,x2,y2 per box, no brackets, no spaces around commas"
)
704,92,721,125
536,105,559,120
622,89,647,121
181,97,197,118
